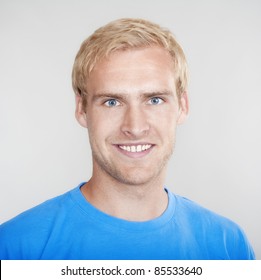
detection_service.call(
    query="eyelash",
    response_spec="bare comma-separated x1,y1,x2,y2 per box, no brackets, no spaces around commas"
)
147,97,164,105
104,99,120,107
104,97,164,107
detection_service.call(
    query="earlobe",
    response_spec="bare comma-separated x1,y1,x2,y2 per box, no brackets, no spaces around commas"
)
75,95,88,128
177,91,189,125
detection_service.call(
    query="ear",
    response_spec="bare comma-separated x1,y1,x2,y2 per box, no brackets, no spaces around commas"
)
177,91,189,125
75,95,88,128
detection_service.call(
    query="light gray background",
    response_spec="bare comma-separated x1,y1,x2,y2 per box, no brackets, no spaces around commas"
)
0,0,260,259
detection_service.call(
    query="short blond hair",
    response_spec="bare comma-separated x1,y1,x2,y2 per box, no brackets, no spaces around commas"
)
72,18,188,103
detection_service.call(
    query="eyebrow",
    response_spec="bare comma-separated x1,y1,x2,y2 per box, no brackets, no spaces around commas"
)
91,90,174,102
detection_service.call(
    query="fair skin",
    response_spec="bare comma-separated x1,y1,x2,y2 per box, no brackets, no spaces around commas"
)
75,46,189,221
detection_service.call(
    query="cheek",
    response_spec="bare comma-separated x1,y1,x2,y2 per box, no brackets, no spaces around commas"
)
153,111,179,144
151,106,178,128
87,110,120,142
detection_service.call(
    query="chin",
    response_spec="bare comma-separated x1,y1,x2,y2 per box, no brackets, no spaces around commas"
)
110,167,162,186
93,154,169,186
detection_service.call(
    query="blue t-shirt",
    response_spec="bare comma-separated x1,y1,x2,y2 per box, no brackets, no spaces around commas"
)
0,183,255,260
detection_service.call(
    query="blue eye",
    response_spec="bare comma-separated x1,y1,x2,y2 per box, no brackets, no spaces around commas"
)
148,97,163,105
105,99,120,107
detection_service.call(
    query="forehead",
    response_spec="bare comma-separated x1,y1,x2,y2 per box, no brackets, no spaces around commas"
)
86,47,176,95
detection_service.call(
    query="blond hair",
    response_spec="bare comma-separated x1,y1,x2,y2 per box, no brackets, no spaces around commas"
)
72,18,188,104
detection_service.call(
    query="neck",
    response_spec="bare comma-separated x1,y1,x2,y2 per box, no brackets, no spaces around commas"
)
81,168,168,222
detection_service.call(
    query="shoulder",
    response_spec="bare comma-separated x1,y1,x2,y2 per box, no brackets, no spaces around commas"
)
169,192,255,259
0,186,79,259
173,193,238,228
1,188,75,229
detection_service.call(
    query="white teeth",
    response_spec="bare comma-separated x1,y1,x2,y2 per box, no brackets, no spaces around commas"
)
131,146,136,152
119,144,152,153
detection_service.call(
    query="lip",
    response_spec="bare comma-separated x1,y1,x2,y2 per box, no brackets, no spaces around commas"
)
113,143,155,158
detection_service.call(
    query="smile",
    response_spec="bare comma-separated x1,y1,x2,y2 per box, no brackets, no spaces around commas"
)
118,144,152,153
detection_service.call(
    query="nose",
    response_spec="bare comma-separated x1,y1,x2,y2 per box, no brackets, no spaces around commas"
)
121,106,150,138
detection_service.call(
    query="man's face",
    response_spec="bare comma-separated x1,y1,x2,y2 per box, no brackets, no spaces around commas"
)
76,47,188,186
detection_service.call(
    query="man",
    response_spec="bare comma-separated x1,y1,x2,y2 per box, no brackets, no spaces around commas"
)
0,18,255,259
